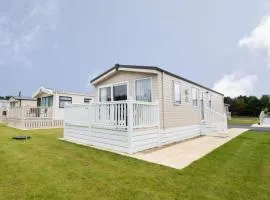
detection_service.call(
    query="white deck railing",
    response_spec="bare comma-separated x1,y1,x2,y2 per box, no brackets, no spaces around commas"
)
204,107,226,123
6,106,63,130
91,101,128,128
226,111,232,120
8,106,53,119
133,101,159,128
64,104,90,126
204,106,228,132
65,101,159,129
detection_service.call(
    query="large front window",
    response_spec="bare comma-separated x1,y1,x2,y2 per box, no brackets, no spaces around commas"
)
135,78,152,102
99,83,127,102
113,84,127,101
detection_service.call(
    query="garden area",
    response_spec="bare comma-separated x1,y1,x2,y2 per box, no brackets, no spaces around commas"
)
1,124,270,200
228,116,258,125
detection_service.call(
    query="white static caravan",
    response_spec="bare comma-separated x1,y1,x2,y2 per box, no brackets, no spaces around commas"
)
63,64,228,154
32,87,94,120
7,87,93,130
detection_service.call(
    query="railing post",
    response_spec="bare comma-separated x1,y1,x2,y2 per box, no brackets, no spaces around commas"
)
225,113,228,132
21,106,25,130
88,103,92,145
156,101,161,147
127,100,133,154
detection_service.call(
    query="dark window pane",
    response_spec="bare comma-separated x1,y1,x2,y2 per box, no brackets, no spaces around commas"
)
37,98,41,107
113,84,127,101
84,98,92,103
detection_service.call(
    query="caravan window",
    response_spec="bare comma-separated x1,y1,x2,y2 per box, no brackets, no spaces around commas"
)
99,83,128,102
113,84,127,101
135,78,152,102
59,96,72,108
192,88,198,106
42,96,53,107
84,98,92,103
174,82,181,104
99,87,111,102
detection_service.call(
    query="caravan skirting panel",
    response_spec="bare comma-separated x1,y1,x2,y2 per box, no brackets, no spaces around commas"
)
63,124,201,154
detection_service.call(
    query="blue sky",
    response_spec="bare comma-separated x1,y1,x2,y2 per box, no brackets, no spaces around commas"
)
0,0,270,97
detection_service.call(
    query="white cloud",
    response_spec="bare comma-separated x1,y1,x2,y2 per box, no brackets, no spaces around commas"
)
213,71,258,97
0,0,61,68
239,15,270,56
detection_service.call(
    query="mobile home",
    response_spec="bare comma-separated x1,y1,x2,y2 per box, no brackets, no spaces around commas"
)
7,87,93,130
64,64,227,154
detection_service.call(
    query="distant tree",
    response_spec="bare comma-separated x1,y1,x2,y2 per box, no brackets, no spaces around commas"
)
224,96,233,105
260,95,270,108
235,98,247,116
0,96,12,100
224,95,270,117
246,96,260,116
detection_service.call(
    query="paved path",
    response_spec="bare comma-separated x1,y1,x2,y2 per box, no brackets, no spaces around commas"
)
131,128,247,169
229,124,270,132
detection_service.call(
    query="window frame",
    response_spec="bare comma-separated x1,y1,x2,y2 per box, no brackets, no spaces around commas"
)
41,95,53,107
134,77,153,102
98,81,129,102
113,83,128,101
173,81,182,105
191,87,198,107
99,86,112,102
59,96,72,108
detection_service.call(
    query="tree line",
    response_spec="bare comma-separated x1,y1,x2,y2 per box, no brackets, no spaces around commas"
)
0,96,12,100
224,95,270,117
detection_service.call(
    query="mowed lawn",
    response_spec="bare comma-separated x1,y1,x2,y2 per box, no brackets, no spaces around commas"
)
1,125,270,200
228,116,259,125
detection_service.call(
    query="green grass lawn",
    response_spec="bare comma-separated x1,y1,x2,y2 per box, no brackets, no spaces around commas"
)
228,116,259,125
1,124,270,200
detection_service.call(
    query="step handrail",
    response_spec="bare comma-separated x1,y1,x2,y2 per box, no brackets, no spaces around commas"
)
259,111,265,124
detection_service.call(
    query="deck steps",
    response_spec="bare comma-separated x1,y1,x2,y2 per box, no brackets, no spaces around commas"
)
201,122,228,137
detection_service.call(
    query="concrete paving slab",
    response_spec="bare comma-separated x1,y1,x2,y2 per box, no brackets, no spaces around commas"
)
131,128,248,169
252,124,270,127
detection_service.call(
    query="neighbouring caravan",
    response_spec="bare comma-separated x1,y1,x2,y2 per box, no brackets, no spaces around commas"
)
7,87,93,130
32,87,94,120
